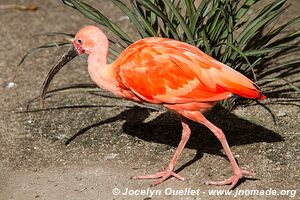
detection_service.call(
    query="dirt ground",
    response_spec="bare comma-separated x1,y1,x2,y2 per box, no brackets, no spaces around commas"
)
0,0,299,200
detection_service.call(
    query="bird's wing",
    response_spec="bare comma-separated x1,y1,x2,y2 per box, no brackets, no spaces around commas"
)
115,38,264,104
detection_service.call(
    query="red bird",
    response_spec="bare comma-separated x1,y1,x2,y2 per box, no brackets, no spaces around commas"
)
41,26,266,190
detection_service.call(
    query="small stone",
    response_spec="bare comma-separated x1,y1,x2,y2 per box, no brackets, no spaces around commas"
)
276,111,287,117
54,134,68,140
276,167,281,171
104,153,118,160
80,187,87,192
192,172,198,176
3,81,17,89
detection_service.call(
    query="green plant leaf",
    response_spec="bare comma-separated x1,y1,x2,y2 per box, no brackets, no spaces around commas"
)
131,0,157,37
220,42,257,81
243,45,292,56
235,0,258,21
199,30,211,52
137,0,179,39
32,32,75,38
163,0,194,42
63,0,133,44
184,0,196,23
258,59,300,78
19,42,71,66
112,0,149,38
282,78,300,93
267,29,300,47
190,0,207,33
236,0,286,47
259,16,300,48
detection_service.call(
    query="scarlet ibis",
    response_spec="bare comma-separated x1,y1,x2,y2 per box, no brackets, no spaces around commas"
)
40,26,266,190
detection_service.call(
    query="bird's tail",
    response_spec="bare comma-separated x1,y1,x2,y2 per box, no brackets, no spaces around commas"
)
251,83,267,100
215,62,266,100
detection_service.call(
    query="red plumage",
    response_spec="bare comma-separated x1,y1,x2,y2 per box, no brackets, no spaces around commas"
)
41,26,266,190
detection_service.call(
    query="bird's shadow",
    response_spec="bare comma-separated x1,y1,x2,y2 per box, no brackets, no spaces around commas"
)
65,105,283,175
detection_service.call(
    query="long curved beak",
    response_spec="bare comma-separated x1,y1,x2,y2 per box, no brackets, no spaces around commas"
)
40,44,78,108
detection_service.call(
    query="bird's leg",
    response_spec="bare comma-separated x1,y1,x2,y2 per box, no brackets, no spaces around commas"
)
183,111,254,190
202,119,255,190
132,117,191,186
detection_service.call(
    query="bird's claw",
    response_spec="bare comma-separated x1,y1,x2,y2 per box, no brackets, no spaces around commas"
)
132,169,185,186
205,169,255,190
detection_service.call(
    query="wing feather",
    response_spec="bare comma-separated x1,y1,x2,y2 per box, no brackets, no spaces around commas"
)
114,38,264,104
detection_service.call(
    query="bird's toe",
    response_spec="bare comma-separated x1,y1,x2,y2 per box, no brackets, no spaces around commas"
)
205,168,255,190
132,169,185,186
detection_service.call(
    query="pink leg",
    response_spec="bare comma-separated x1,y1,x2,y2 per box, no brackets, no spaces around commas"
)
132,117,191,186
180,111,255,190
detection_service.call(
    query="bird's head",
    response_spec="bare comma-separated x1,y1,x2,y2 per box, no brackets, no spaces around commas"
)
39,25,108,108
73,25,108,55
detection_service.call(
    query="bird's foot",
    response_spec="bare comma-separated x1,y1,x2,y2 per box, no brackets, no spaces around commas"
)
205,169,255,190
132,168,185,186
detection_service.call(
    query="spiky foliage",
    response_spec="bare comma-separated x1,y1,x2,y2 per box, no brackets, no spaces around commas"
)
21,0,300,108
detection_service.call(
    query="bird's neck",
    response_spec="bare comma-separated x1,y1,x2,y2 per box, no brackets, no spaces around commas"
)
87,45,119,93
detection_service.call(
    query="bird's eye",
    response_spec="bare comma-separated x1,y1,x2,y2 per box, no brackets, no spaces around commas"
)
77,39,82,44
